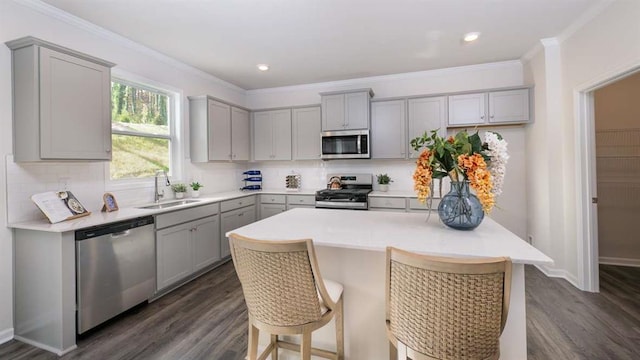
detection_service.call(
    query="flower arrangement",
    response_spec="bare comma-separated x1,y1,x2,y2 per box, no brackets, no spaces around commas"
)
410,129,509,213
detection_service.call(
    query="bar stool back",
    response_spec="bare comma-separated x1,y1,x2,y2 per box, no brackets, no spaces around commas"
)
385,247,512,360
229,233,344,360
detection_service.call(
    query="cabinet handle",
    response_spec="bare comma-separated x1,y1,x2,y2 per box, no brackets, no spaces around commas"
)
105,149,111,153
239,201,243,205
490,115,494,119
238,213,244,217
299,199,304,202
480,115,485,120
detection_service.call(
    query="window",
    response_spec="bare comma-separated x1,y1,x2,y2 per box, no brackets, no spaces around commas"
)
110,78,174,180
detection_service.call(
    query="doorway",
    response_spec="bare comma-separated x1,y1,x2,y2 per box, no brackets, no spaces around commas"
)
578,67,640,292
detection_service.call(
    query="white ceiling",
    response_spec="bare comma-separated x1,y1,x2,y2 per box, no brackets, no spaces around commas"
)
42,0,606,90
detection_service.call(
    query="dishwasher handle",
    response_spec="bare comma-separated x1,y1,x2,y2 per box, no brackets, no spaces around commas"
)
110,230,131,239
75,216,154,240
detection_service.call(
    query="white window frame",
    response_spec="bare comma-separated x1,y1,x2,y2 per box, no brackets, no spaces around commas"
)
105,69,183,191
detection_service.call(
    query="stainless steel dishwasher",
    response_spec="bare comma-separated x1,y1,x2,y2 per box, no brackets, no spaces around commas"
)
76,216,155,334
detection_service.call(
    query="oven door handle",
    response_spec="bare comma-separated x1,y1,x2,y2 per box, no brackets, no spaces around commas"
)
315,201,368,209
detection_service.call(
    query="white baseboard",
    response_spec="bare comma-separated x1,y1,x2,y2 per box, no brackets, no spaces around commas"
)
13,335,77,356
0,328,14,345
599,257,640,267
534,264,580,289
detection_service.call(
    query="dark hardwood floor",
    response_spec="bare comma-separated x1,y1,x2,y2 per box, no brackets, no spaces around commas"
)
1,263,639,359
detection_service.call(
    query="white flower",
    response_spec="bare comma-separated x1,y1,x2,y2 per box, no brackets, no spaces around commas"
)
484,132,509,197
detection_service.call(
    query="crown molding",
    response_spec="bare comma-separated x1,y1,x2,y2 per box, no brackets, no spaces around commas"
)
13,0,247,95
520,42,544,63
246,60,523,96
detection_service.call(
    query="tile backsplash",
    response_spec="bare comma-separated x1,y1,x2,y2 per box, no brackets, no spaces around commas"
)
6,154,428,223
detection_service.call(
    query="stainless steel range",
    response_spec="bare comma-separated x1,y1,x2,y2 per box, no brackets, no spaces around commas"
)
315,174,373,210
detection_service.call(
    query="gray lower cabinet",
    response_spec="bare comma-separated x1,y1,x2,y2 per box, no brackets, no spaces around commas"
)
286,194,315,209
260,194,287,219
155,204,221,292
220,205,257,258
369,196,440,212
7,37,115,161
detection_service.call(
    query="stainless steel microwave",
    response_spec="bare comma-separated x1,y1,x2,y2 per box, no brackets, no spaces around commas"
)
321,129,370,160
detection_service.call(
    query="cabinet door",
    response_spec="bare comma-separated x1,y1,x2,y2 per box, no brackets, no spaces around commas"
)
272,109,292,161
220,206,256,258
489,89,530,123
293,106,321,160
156,223,193,291
39,47,111,160
447,93,487,126
231,107,250,160
408,96,447,158
208,100,232,160
253,111,273,161
345,91,370,130
192,215,221,271
371,100,406,159
321,94,346,131
260,204,286,220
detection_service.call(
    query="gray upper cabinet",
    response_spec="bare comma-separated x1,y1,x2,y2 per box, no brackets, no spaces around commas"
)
189,96,249,162
371,100,406,159
292,106,321,160
407,96,447,158
253,109,292,161
7,37,114,161
448,88,530,126
488,89,530,124
320,89,373,131
231,107,250,160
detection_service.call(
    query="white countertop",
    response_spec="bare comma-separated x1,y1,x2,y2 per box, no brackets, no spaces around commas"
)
227,208,553,265
8,189,315,233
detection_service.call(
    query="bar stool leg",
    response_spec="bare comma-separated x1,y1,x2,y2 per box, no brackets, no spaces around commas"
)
301,332,312,360
247,323,259,360
336,297,344,359
271,334,278,360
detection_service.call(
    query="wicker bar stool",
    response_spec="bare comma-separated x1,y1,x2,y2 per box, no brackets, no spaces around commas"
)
228,233,344,360
385,247,512,360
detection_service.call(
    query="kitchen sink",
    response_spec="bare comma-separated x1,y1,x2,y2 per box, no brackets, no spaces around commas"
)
136,199,202,209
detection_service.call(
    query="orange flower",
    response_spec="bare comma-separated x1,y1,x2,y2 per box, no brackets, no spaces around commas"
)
457,154,495,212
413,149,433,203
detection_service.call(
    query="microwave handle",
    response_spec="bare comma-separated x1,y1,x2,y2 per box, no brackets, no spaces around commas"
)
357,135,362,154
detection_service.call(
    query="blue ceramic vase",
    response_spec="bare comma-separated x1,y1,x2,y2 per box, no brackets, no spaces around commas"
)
437,181,484,230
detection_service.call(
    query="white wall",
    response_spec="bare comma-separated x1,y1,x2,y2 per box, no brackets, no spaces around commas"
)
523,0,640,287
0,0,251,340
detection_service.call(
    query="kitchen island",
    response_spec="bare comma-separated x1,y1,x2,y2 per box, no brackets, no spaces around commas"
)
227,208,553,360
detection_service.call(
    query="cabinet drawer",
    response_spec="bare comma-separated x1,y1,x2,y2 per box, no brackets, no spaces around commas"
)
221,196,256,212
156,203,220,230
408,197,441,210
287,195,315,206
369,197,406,209
260,194,286,204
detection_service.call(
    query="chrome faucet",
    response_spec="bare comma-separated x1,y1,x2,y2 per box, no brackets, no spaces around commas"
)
155,170,171,203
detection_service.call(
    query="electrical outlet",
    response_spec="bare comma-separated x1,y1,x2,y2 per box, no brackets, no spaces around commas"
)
527,234,533,244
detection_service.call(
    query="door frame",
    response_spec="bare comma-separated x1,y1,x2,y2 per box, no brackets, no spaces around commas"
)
575,64,640,292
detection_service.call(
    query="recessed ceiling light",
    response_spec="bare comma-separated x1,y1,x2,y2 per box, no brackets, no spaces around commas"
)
463,32,480,42
257,64,269,71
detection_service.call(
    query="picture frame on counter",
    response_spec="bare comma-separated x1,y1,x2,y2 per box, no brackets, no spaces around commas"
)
102,192,119,212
